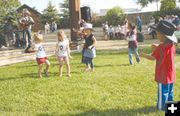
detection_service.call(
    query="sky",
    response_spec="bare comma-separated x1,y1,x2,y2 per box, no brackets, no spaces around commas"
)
19,0,160,13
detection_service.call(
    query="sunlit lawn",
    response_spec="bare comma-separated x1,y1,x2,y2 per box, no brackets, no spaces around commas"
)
0,49,180,116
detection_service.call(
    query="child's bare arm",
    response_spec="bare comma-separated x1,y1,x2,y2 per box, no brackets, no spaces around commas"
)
67,42,72,59
55,43,58,55
140,52,155,60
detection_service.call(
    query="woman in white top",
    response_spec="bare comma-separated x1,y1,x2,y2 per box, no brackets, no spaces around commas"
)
34,34,50,78
55,30,72,77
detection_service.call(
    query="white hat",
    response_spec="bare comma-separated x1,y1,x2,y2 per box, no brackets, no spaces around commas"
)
83,23,93,30
23,9,31,15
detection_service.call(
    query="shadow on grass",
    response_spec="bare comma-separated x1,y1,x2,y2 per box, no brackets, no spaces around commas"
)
95,64,130,68
0,72,40,81
0,76,27,81
36,106,159,116
0,72,58,81
22,72,59,78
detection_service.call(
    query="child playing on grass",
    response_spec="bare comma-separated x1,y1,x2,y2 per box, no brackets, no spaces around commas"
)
55,30,72,77
140,20,177,111
34,34,50,78
126,22,140,65
83,23,97,72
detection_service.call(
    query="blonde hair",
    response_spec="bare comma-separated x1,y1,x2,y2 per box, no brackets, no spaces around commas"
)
34,33,43,43
57,30,66,41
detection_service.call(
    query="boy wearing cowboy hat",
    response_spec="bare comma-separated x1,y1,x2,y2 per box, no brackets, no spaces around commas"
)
140,20,177,111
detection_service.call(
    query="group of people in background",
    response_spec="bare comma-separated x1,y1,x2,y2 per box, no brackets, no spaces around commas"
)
102,19,128,40
44,21,57,34
1,8,58,53
2,8,34,50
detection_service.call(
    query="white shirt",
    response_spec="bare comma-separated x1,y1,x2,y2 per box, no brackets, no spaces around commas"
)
35,44,46,58
57,38,69,57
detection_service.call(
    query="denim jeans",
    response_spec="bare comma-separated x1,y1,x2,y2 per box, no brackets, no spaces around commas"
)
23,28,32,48
157,83,174,111
128,47,140,64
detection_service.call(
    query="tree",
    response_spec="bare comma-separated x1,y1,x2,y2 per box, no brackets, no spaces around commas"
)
105,6,125,26
0,0,21,24
59,0,70,28
41,1,60,25
135,0,160,10
160,0,176,11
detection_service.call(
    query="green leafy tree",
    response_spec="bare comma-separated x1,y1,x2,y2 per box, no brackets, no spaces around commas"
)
41,1,60,24
0,0,21,24
59,0,70,28
105,6,125,26
135,0,160,10
0,0,21,35
160,0,176,11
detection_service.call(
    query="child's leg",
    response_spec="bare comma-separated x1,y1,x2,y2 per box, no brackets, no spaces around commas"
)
90,58,94,71
128,48,133,64
38,64,43,78
157,83,169,111
65,60,71,77
59,61,63,77
45,60,50,77
84,57,91,71
134,48,140,63
168,83,174,101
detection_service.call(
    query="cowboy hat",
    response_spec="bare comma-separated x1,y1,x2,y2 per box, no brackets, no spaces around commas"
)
23,8,31,15
150,20,177,43
83,23,94,31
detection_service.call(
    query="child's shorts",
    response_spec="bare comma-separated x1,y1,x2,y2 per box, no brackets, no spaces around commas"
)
36,57,48,65
57,56,68,62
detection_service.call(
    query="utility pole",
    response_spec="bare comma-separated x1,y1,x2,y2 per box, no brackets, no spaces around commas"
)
69,0,81,41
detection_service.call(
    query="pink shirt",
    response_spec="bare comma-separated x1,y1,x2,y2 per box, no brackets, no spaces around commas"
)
152,43,176,84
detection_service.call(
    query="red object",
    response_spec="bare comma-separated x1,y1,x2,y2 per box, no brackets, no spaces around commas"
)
36,57,48,65
152,43,176,84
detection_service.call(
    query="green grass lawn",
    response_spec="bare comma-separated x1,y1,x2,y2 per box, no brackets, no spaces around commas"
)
0,49,180,116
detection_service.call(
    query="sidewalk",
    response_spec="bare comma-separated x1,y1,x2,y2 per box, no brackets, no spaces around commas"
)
0,38,159,66
96,39,159,50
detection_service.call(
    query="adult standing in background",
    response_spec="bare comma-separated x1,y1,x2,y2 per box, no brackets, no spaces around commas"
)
103,21,109,40
137,15,142,32
3,17,14,47
19,8,34,53
44,22,50,34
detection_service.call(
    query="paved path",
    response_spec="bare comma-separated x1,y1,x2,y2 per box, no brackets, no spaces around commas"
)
96,39,159,50
0,32,159,66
